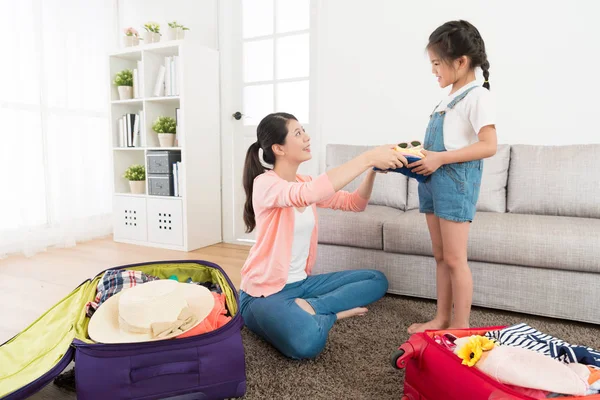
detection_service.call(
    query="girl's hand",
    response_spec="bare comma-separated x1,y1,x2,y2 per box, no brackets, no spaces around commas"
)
407,150,445,176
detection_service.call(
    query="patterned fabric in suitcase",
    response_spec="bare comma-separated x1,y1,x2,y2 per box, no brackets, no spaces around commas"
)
0,260,246,400
393,327,600,400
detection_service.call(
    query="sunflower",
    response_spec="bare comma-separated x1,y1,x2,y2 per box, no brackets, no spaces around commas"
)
455,335,496,367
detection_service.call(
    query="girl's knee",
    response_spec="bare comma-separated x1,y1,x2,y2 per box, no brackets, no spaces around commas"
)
443,253,467,270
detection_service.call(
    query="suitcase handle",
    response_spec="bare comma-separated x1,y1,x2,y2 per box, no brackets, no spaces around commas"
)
130,360,199,383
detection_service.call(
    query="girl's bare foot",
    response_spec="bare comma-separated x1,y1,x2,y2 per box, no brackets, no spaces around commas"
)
337,307,368,320
407,318,450,334
447,322,470,330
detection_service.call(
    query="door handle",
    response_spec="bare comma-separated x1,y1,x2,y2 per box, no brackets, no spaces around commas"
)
232,111,243,120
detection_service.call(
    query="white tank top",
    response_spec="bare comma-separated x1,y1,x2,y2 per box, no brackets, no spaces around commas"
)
286,207,315,284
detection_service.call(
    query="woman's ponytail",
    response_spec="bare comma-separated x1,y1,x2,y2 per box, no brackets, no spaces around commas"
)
242,112,298,233
243,141,264,233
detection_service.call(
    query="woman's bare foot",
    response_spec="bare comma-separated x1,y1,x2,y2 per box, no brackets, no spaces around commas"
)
336,307,368,320
407,318,450,334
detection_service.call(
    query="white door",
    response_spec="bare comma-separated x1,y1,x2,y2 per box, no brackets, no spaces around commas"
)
220,0,315,244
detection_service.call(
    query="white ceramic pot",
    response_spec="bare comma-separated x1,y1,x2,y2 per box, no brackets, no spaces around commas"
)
123,36,140,47
168,27,186,41
158,133,175,147
117,86,133,100
144,31,161,43
129,180,146,194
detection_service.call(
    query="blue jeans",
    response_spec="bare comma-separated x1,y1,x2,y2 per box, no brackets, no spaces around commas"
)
239,270,388,360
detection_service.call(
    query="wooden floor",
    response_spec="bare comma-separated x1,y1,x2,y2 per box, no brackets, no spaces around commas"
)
0,237,250,344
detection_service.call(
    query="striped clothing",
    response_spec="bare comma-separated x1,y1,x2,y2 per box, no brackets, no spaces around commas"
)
485,323,600,367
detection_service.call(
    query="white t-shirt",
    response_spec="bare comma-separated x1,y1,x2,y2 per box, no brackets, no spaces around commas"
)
434,80,496,151
287,207,314,284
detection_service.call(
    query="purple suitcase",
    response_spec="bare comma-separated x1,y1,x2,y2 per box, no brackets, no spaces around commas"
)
1,260,246,400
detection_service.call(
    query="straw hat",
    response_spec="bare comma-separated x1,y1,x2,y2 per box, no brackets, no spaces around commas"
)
88,279,214,344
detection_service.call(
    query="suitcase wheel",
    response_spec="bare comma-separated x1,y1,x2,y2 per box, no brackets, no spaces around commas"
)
391,341,418,369
391,349,405,369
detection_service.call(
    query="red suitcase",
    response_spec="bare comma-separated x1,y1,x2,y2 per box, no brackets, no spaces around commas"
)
392,326,600,400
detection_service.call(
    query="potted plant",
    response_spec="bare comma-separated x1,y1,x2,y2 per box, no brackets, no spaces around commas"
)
167,21,190,40
143,22,161,43
114,69,133,100
123,164,146,194
152,116,177,147
123,27,142,47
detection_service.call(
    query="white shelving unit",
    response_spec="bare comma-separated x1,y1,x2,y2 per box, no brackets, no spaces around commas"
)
109,39,221,251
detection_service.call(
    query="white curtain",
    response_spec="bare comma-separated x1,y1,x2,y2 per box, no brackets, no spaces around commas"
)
0,0,115,257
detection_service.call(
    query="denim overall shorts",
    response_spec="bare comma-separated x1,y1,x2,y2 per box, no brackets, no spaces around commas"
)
418,86,483,223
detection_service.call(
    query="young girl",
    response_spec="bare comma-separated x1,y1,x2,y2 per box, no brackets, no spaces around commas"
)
239,112,407,359
407,20,497,334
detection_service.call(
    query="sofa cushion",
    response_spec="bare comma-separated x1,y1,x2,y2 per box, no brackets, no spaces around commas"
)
507,145,600,218
326,144,408,210
407,144,510,212
383,210,600,273
318,205,404,250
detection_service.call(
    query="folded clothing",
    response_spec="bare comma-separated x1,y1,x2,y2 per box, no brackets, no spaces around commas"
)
589,366,600,385
485,323,600,368
453,342,589,396
177,292,232,338
373,155,427,183
85,270,159,317
88,272,225,318
185,277,222,294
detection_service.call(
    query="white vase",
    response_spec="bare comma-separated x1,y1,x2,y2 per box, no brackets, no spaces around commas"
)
144,31,161,43
158,134,176,147
129,180,146,194
117,86,133,100
168,27,186,41
123,36,140,47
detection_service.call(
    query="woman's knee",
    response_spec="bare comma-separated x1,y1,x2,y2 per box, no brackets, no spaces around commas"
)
368,269,389,296
283,330,327,360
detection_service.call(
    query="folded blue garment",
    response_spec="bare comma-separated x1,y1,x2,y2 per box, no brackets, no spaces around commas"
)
373,155,428,183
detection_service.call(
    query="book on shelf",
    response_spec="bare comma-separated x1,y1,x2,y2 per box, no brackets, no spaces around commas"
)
153,65,166,97
118,113,142,148
137,60,143,97
175,108,181,147
118,117,125,147
133,114,141,147
133,69,139,98
125,115,132,147
172,161,182,197
120,117,126,147
153,56,180,97
173,56,180,96
165,57,172,96
138,110,144,146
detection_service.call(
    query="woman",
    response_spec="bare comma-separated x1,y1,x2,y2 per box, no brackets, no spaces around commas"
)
239,112,407,359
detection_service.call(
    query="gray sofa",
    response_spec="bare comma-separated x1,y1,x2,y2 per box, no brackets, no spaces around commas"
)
315,144,600,324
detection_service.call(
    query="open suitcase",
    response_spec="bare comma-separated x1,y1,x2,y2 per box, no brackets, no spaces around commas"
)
0,260,246,400
392,327,600,400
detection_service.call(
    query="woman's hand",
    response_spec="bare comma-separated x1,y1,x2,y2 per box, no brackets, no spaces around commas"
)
407,150,445,176
367,145,408,170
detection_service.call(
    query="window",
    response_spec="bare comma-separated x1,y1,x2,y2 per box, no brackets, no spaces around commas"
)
242,0,310,125
0,0,114,256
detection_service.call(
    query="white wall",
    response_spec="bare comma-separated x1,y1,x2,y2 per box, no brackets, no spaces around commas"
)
117,0,218,50
314,0,600,168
